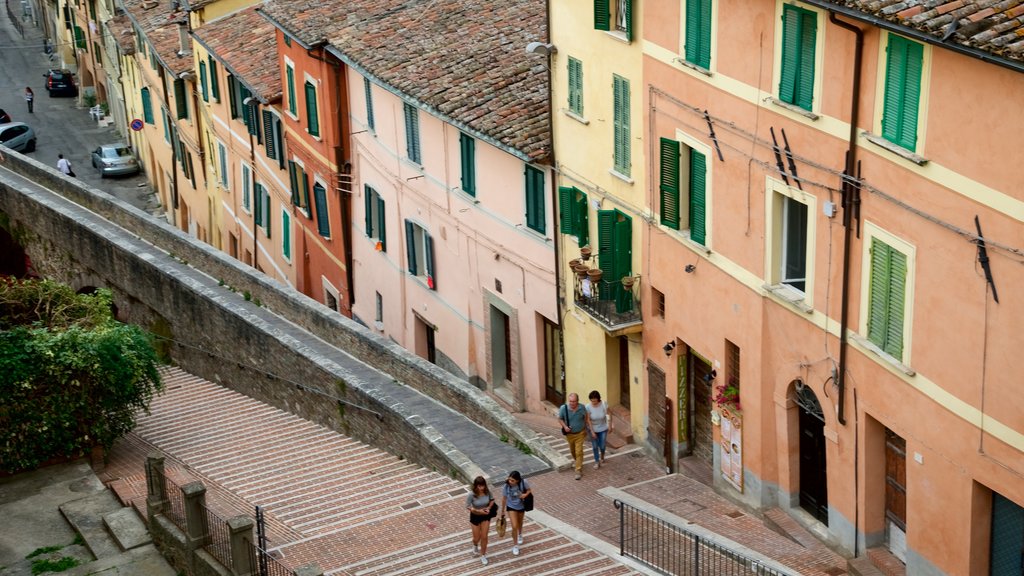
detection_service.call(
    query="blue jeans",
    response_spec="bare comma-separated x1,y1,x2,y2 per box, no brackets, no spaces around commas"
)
591,430,607,463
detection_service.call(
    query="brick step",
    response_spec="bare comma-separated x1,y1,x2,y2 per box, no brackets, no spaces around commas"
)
865,546,906,576
763,507,830,552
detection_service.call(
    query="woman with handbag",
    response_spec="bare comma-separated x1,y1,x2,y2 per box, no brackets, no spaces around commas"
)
466,476,497,566
501,470,533,557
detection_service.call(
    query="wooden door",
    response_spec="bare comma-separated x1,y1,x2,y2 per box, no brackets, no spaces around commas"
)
885,428,907,562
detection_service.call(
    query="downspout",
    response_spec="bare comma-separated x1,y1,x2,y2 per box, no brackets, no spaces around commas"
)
543,5,563,400
829,11,862,428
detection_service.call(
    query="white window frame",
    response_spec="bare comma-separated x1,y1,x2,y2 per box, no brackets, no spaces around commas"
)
857,222,916,369
763,177,816,310
217,140,229,189
281,207,292,263
241,164,252,213
284,57,297,118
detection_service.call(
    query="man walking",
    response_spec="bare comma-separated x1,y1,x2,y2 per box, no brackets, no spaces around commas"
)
57,154,73,177
558,393,589,480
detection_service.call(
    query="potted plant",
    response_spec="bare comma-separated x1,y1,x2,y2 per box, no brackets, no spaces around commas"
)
713,378,741,411
580,246,592,261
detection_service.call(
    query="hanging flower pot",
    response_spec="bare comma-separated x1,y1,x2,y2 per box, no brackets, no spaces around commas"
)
580,246,593,261
622,276,635,290
576,265,589,279
587,268,603,283
569,258,582,269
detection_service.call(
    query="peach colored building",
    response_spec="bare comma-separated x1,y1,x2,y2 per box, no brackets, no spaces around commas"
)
260,0,557,409
640,1,1024,574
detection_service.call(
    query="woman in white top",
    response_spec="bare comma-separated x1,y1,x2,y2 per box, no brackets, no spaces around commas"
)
585,390,612,469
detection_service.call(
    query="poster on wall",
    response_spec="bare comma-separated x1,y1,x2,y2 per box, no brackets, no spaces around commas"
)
720,406,743,492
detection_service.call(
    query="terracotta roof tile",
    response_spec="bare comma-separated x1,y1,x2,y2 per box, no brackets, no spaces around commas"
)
121,0,194,76
105,15,137,54
815,0,1024,68
260,0,551,163
193,7,282,103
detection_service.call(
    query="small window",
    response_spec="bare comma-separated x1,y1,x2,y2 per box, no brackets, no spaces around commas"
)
364,78,375,132
684,0,712,69
558,186,588,245
218,142,228,189
612,75,630,176
881,34,924,152
281,209,292,261
459,132,476,196
404,220,435,289
288,160,311,213
375,292,383,322
199,60,208,102
208,57,219,101
262,110,284,168
173,78,188,120
313,182,331,238
141,87,154,124
658,137,707,245
286,63,296,116
594,0,633,40
567,57,583,116
365,185,386,251
403,103,421,164
652,287,665,318
241,164,251,212
253,182,271,237
866,237,908,360
304,80,320,137
778,4,817,111
525,165,545,234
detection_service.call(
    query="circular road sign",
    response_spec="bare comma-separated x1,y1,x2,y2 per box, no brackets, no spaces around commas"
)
130,119,144,131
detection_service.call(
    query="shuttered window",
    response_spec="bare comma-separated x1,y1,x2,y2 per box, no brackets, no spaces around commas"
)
173,79,188,119
364,185,386,251
263,110,277,161
779,4,817,111
558,186,589,246
313,182,331,238
525,165,546,234
659,138,680,230
199,60,208,102
613,75,630,176
460,132,476,196
881,34,923,151
658,138,707,245
286,65,296,115
597,209,633,312
689,148,707,245
141,87,153,124
403,103,421,164
405,220,435,289
867,237,907,359
241,164,251,212
254,183,271,237
288,161,310,212
218,142,228,188
304,81,320,137
685,0,712,69
364,78,375,132
282,210,291,260
594,0,632,39
209,57,219,101
568,57,583,115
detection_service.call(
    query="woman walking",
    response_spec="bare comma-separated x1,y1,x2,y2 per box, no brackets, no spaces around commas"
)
501,470,532,557
466,476,496,566
586,390,612,468
24,87,34,114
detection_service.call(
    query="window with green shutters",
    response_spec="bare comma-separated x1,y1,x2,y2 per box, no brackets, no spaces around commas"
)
658,137,708,245
282,210,291,260
173,79,188,119
779,4,817,111
74,26,86,49
558,186,589,246
241,164,251,212
568,57,583,115
405,221,435,288
364,78,375,132
365,185,386,250
199,60,208,102
304,81,320,137
209,57,219,101
218,142,228,188
286,65,296,116
403,103,421,164
262,110,284,168
288,161,311,213
460,132,476,196
254,183,271,237
612,75,630,176
313,182,331,238
867,237,907,360
594,0,633,40
597,209,633,312
525,165,545,234
881,34,923,151
141,87,153,124
685,0,712,69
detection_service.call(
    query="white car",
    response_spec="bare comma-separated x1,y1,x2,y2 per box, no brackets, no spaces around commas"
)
0,122,37,153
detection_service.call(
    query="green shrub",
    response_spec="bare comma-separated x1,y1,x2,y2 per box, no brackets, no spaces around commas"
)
31,556,79,574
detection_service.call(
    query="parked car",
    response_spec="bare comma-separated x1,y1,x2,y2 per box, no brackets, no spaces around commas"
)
90,144,139,177
43,69,78,97
0,109,11,123
0,122,37,153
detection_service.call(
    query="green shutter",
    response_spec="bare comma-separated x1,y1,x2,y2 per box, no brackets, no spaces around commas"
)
686,0,712,68
404,104,420,163
263,188,271,238
74,26,85,49
575,191,589,246
886,248,907,358
460,133,475,196
405,220,417,276
867,238,890,349
659,138,681,229
559,186,573,234
568,57,583,115
287,66,296,115
525,166,545,234
614,214,633,312
623,0,632,41
882,35,922,151
780,5,817,110
174,79,187,119
364,186,373,237
141,88,153,124
613,75,630,175
689,149,707,245
227,76,237,118
289,161,299,205
313,182,330,237
254,183,263,226
377,196,386,251
797,10,817,110
597,210,616,300
282,211,291,259
305,81,319,137
594,0,610,31
698,0,712,68
364,78,375,131
301,171,310,211
209,57,219,101
199,60,208,102
262,110,276,160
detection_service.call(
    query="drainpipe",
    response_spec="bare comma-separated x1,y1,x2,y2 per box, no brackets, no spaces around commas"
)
829,11,863,428
542,8,564,401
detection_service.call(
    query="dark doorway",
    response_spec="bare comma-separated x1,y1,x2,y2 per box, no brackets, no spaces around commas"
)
542,319,564,405
415,315,436,364
619,336,630,409
885,428,908,562
796,382,828,524
990,492,1024,576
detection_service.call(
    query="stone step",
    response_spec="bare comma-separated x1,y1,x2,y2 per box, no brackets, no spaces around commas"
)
762,507,829,552
58,490,124,560
62,543,177,576
102,507,151,551
865,546,907,576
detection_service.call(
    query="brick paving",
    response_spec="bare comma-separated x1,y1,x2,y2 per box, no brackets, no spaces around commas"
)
100,367,852,575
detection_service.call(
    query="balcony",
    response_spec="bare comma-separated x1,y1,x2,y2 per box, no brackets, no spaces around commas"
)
571,260,642,336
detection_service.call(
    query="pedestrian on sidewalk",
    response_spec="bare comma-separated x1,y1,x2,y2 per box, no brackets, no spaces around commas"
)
57,154,74,177
585,390,611,469
501,470,532,557
24,87,34,114
466,476,496,566
558,393,589,479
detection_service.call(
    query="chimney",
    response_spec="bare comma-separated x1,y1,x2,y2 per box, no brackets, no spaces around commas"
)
177,18,190,56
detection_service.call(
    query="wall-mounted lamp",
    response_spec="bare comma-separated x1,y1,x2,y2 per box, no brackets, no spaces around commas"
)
663,341,676,357
684,264,696,274
701,369,717,385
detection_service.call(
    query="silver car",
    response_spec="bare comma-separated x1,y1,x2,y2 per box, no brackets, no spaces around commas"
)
0,122,37,153
90,143,140,177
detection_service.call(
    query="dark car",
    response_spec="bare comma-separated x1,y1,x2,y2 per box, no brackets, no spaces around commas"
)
43,69,78,97
0,109,10,124
0,122,37,153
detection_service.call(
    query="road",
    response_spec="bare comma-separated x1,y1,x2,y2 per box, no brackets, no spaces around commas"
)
0,14,160,214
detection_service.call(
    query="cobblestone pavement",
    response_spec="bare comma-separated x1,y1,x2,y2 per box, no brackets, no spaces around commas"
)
100,367,848,575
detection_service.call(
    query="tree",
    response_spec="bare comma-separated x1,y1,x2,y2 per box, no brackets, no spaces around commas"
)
0,278,162,473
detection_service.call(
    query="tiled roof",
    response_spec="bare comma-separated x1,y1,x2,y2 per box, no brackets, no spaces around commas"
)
816,1,1024,68
260,0,551,163
193,6,282,103
121,0,193,76
105,15,137,55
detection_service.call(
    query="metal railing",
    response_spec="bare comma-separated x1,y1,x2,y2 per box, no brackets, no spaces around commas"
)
153,468,187,531
245,538,295,576
614,500,797,576
201,503,232,568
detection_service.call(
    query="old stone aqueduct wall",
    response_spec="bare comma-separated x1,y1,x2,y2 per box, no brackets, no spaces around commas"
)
0,153,560,482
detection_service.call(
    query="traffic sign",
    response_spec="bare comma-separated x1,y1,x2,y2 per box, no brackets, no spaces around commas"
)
130,119,144,131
